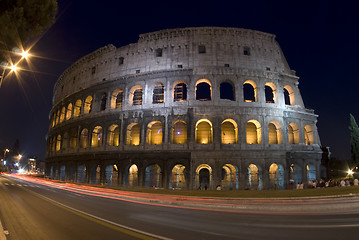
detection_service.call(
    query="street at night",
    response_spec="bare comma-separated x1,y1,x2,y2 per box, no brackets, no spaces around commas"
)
1,174,359,240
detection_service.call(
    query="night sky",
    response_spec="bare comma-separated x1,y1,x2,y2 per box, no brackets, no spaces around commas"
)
0,0,358,161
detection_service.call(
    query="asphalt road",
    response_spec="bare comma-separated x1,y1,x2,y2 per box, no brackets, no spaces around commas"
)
1,175,359,240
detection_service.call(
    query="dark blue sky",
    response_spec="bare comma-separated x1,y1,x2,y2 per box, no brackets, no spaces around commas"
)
0,0,358,161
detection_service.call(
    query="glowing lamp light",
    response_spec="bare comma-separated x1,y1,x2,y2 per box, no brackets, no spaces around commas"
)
177,131,181,135
348,169,354,175
21,50,30,59
9,64,18,73
18,168,25,174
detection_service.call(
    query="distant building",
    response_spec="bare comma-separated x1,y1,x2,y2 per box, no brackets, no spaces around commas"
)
46,27,322,190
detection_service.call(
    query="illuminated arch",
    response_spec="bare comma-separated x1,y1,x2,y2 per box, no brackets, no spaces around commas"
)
84,96,93,114
221,164,239,190
265,82,277,103
107,124,120,146
195,79,212,101
248,164,262,190
290,163,303,189
268,121,282,144
171,120,187,144
126,123,140,145
221,119,238,144
56,134,61,151
288,122,300,144
269,163,284,190
111,89,123,109
195,164,212,189
304,125,314,145
55,109,60,125
243,80,257,102
80,128,89,148
147,121,163,145
74,99,82,117
173,80,187,102
153,82,164,104
59,106,66,123
284,85,295,106
129,85,143,106
66,103,73,120
307,164,316,182
170,164,186,189
91,126,103,147
195,119,213,144
246,120,261,144
125,164,138,187
144,164,162,188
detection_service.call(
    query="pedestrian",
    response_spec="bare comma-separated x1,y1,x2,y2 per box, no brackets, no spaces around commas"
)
340,179,346,187
354,178,359,186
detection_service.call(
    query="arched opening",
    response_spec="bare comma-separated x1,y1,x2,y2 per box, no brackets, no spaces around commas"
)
221,119,238,144
307,164,316,183
100,92,107,111
74,99,82,117
59,107,66,123
107,124,120,147
268,121,282,144
288,123,300,144
304,125,314,145
84,96,93,114
248,164,262,190
68,165,75,182
173,82,187,102
91,126,103,147
221,164,239,190
60,165,65,181
147,121,163,145
195,119,213,144
170,164,186,189
62,132,69,150
269,163,285,190
77,164,86,183
111,89,123,109
153,82,164,104
196,164,212,190
265,82,277,103
243,80,257,102
290,164,303,189
105,165,118,186
80,128,89,148
284,85,295,106
69,128,77,149
89,165,101,185
130,85,143,106
55,109,60,125
220,81,235,101
51,113,55,127
124,164,138,187
66,103,72,120
171,120,187,144
126,123,140,145
195,79,211,101
56,134,61,151
246,120,261,144
145,164,162,188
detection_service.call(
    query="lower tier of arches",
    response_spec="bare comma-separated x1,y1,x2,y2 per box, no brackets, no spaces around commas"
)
45,151,322,190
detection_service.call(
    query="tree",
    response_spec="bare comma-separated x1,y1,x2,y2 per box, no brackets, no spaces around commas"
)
349,114,359,167
0,0,57,62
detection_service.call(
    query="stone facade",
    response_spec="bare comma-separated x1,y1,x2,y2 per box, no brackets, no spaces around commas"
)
46,27,322,190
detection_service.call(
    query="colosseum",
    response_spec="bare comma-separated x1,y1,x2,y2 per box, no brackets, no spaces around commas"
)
46,27,322,190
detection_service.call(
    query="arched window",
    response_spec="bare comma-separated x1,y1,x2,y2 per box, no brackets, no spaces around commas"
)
268,121,282,144
51,113,55,127
66,103,73,120
265,82,277,103
171,120,187,144
91,126,103,147
62,132,69,150
246,120,261,144
288,123,299,144
126,123,140,145
284,85,295,106
69,128,77,149
59,107,66,123
195,119,213,144
74,99,82,117
304,125,314,145
220,82,235,101
100,92,107,111
243,80,257,102
147,121,163,144
56,134,62,151
221,119,238,144
174,82,187,102
196,79,211,101
129,86,143,106
84,96,93,114
55,109,60,125
80,128,89,148
108,124,120,146
153,82,164,104
111,89,123,109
